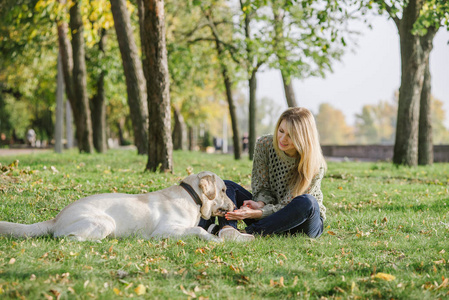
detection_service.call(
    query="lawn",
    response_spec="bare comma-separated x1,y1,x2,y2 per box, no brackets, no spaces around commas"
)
0,149,448,299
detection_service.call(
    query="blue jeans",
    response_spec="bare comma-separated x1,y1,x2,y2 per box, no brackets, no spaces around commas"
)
199,180,324,238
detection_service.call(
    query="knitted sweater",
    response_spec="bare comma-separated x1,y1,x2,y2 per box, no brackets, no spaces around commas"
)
251,135,326,220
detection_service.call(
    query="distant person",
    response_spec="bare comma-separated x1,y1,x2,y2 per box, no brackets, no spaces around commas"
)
200,107,327,241
242,133,249,152
26,129,36,147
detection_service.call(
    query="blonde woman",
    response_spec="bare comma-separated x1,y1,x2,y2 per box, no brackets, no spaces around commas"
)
200,107,326,241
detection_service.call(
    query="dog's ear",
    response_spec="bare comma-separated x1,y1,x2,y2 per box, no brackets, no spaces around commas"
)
199,174,216,200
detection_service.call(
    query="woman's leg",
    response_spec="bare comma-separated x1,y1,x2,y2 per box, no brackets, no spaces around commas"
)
244,194,323,238
198,180,252,230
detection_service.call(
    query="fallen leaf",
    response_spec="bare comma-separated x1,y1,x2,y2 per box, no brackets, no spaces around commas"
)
113,288,121,295
43,293,53,300
327,231,336,235
373,272,396,281
50,289,60,299
292,276,298,287
180,285,196,298
134,284,146,295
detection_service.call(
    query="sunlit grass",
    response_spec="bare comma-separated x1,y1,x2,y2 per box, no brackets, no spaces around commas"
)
1,149,448,299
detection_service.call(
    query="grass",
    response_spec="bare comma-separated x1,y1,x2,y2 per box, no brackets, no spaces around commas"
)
0,149,448,299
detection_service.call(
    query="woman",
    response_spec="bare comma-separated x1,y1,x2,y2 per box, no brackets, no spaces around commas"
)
200,107,326,241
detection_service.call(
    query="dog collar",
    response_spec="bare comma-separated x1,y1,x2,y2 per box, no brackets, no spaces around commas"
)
180,182,202,207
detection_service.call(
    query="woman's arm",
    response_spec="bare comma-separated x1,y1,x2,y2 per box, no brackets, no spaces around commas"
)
251,136,276,205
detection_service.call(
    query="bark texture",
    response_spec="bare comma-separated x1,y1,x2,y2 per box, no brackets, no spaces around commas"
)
57,0,93,153
111,0,149,154
90,29,108,153
392,0,437,166
248,71,257,160
172,105,187,150
281,72,298,107
141,0,173,172
418,57,433,165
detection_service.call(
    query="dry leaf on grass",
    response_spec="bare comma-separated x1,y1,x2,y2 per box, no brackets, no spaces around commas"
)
373,272,396,281
134,284,146,295
180,285,196,298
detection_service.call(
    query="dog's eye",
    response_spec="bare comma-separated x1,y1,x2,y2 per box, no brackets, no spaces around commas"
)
222,188,225,193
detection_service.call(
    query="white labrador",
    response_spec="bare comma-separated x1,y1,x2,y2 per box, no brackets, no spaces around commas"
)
0,171,234,242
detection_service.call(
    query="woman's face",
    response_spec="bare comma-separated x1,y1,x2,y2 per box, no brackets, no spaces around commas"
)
277,120,297,157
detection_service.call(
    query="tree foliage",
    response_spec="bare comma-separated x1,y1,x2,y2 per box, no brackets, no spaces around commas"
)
315,103,353,145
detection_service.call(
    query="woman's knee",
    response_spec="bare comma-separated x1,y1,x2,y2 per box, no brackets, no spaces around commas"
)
224,180,238,189
291,194,319,212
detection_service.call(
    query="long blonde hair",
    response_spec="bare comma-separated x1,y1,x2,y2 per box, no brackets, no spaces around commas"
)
273,107,326,197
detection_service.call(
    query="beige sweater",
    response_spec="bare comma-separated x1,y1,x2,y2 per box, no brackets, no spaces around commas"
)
251,135,326,220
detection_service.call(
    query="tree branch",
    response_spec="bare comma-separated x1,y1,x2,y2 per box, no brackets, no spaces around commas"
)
376,0,400,27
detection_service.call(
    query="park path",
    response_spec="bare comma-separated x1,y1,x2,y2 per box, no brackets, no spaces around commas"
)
0,148,51,158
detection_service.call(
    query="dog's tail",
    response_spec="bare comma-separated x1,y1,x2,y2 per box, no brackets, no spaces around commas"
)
0,219,55,238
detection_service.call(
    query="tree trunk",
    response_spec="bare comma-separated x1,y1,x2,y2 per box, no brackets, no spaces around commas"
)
203,9,241,160
141,0,173,172
273,6,298,108
392,0,436,166
418,51,433,165
55,53,64,153
223,66,241,159
241,1,257,160
110,0,149,154
188,126,194,151
248,70,257,160
90,29,108,153
172,105,187,150
57,1,75,150
66,100,73,148
69,0,93,153
281,71,297,107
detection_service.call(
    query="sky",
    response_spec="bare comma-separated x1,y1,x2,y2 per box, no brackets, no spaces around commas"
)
256,15,449,127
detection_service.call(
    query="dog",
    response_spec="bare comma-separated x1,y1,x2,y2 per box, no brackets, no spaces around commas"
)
0,171,234,242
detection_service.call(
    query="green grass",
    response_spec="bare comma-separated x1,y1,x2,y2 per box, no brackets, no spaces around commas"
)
1,149,448,299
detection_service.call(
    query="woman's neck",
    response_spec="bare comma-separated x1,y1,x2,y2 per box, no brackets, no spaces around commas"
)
284,149,298,157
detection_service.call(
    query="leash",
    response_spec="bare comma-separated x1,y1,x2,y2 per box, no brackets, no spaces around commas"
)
180,182,202,207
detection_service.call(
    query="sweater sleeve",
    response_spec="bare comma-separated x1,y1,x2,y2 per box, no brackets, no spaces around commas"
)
251,137,277,206
308,167,326,220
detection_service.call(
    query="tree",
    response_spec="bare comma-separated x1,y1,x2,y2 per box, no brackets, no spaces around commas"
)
431,97,449,144
201,4,242,159
269,0,349,108
370,0,448,165
316,103,353,145
141,0,173,172
418,58,432,164
110,0,149,155
58,0,94,153
0,0,59,144
90,29,108,153
354,101,396,144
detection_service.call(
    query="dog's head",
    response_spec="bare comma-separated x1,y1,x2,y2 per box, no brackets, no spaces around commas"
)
183,171,235,220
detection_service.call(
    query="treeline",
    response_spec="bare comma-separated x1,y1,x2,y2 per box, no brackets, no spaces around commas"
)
0,0,448,169
315,97,449,146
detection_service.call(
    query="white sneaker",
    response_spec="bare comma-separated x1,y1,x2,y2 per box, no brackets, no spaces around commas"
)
207,224,220,235
218,227,255,242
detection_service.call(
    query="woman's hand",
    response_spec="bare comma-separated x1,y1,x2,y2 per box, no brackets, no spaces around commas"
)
242,200,265,210
225,206,263,220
